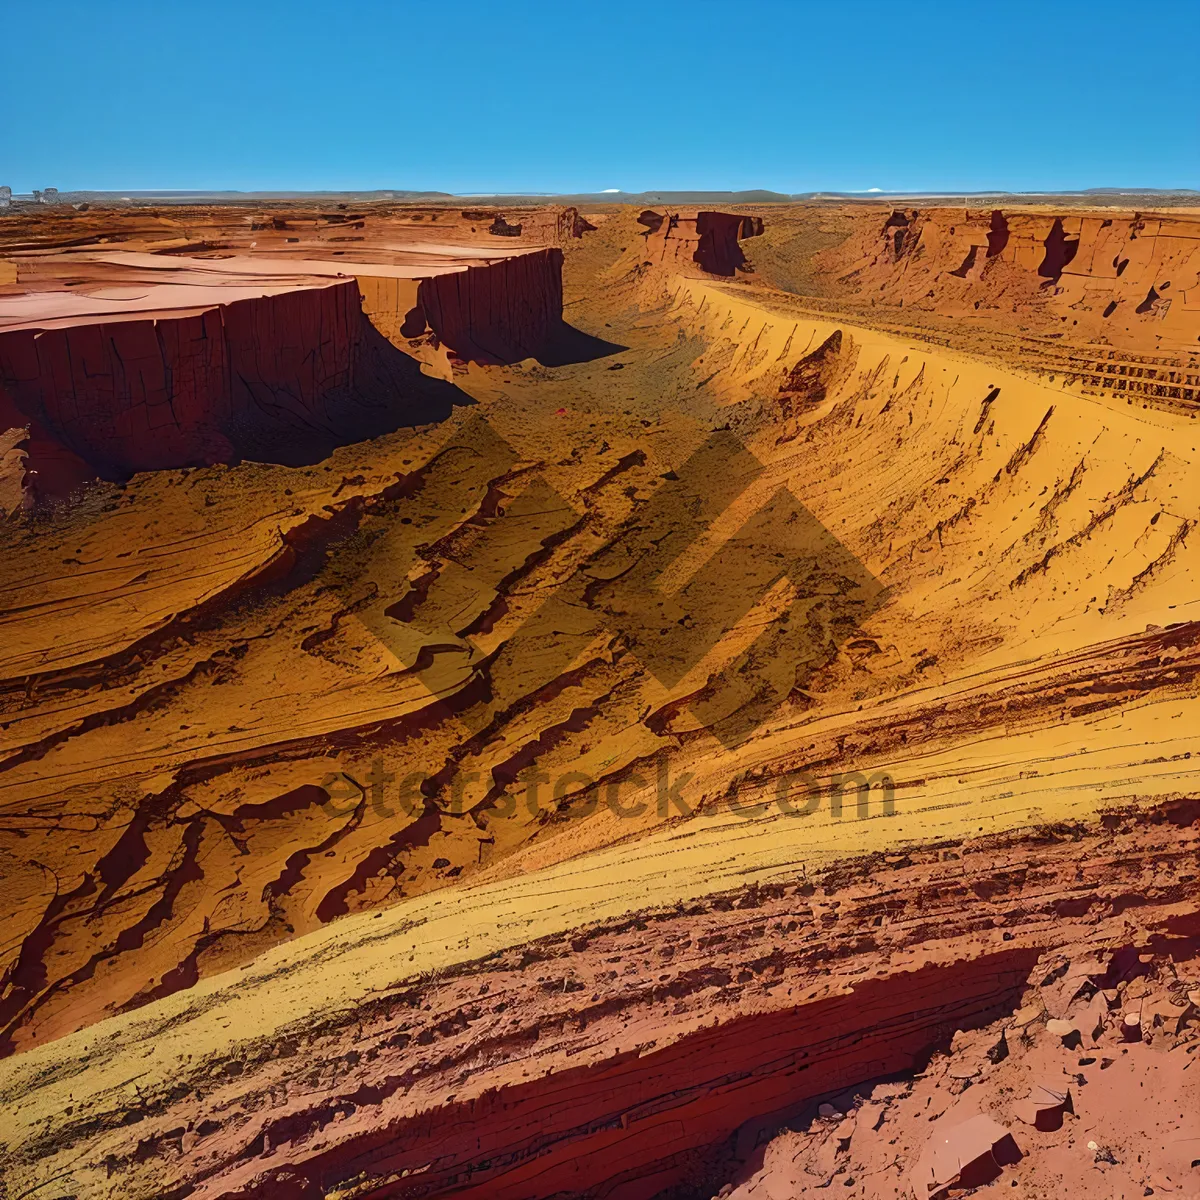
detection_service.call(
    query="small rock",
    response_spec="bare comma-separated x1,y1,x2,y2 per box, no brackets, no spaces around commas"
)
1047,1018,1082,1047
818,1103,842,1119
1012,1003,1045,1028
1014,1083,1073,1131
910,1114,1022,1199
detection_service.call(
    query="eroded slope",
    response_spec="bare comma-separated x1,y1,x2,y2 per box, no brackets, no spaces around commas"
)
0,206,1197,1062
0,201,1197,1200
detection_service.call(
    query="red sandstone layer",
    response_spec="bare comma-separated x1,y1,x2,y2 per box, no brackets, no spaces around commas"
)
0,277,448,499
1,806,1195,1200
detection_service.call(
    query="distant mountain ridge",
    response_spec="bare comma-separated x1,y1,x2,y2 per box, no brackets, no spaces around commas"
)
5,187,1198,207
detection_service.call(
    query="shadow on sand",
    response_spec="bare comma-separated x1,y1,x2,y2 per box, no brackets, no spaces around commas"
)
535,322,627,367
223,320,474,468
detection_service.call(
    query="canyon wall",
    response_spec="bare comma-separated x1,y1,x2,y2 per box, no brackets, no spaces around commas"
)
353,250,567,365
822,207,1200,354
0,247,570,502
412,247,566,364
0,280,451,498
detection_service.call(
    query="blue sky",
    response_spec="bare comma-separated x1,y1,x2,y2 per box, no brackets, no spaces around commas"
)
4,0,1197,195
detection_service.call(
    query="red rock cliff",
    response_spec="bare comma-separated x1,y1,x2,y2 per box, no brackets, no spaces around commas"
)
825,207,1200,352
0,279,457,498
408,247,567,364
0,244,573,501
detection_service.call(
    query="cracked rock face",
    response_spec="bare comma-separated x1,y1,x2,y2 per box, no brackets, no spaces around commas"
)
0,199,1198,1200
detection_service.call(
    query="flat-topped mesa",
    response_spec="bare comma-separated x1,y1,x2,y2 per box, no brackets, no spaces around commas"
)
0,272,439,506
637,209,764,277
0,244,567,505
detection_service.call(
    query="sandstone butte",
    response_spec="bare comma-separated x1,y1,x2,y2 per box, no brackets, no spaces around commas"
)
0,197,1197,1200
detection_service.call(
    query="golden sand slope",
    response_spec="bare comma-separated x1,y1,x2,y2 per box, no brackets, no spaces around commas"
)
1,215,1196,1059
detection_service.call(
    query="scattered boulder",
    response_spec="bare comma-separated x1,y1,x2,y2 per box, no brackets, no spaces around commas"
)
911,1114,1021,1199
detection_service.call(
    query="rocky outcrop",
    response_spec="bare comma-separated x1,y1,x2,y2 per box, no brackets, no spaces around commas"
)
638,209,763,277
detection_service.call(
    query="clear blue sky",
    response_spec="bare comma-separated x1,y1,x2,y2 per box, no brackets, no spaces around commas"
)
4,0,1197,195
